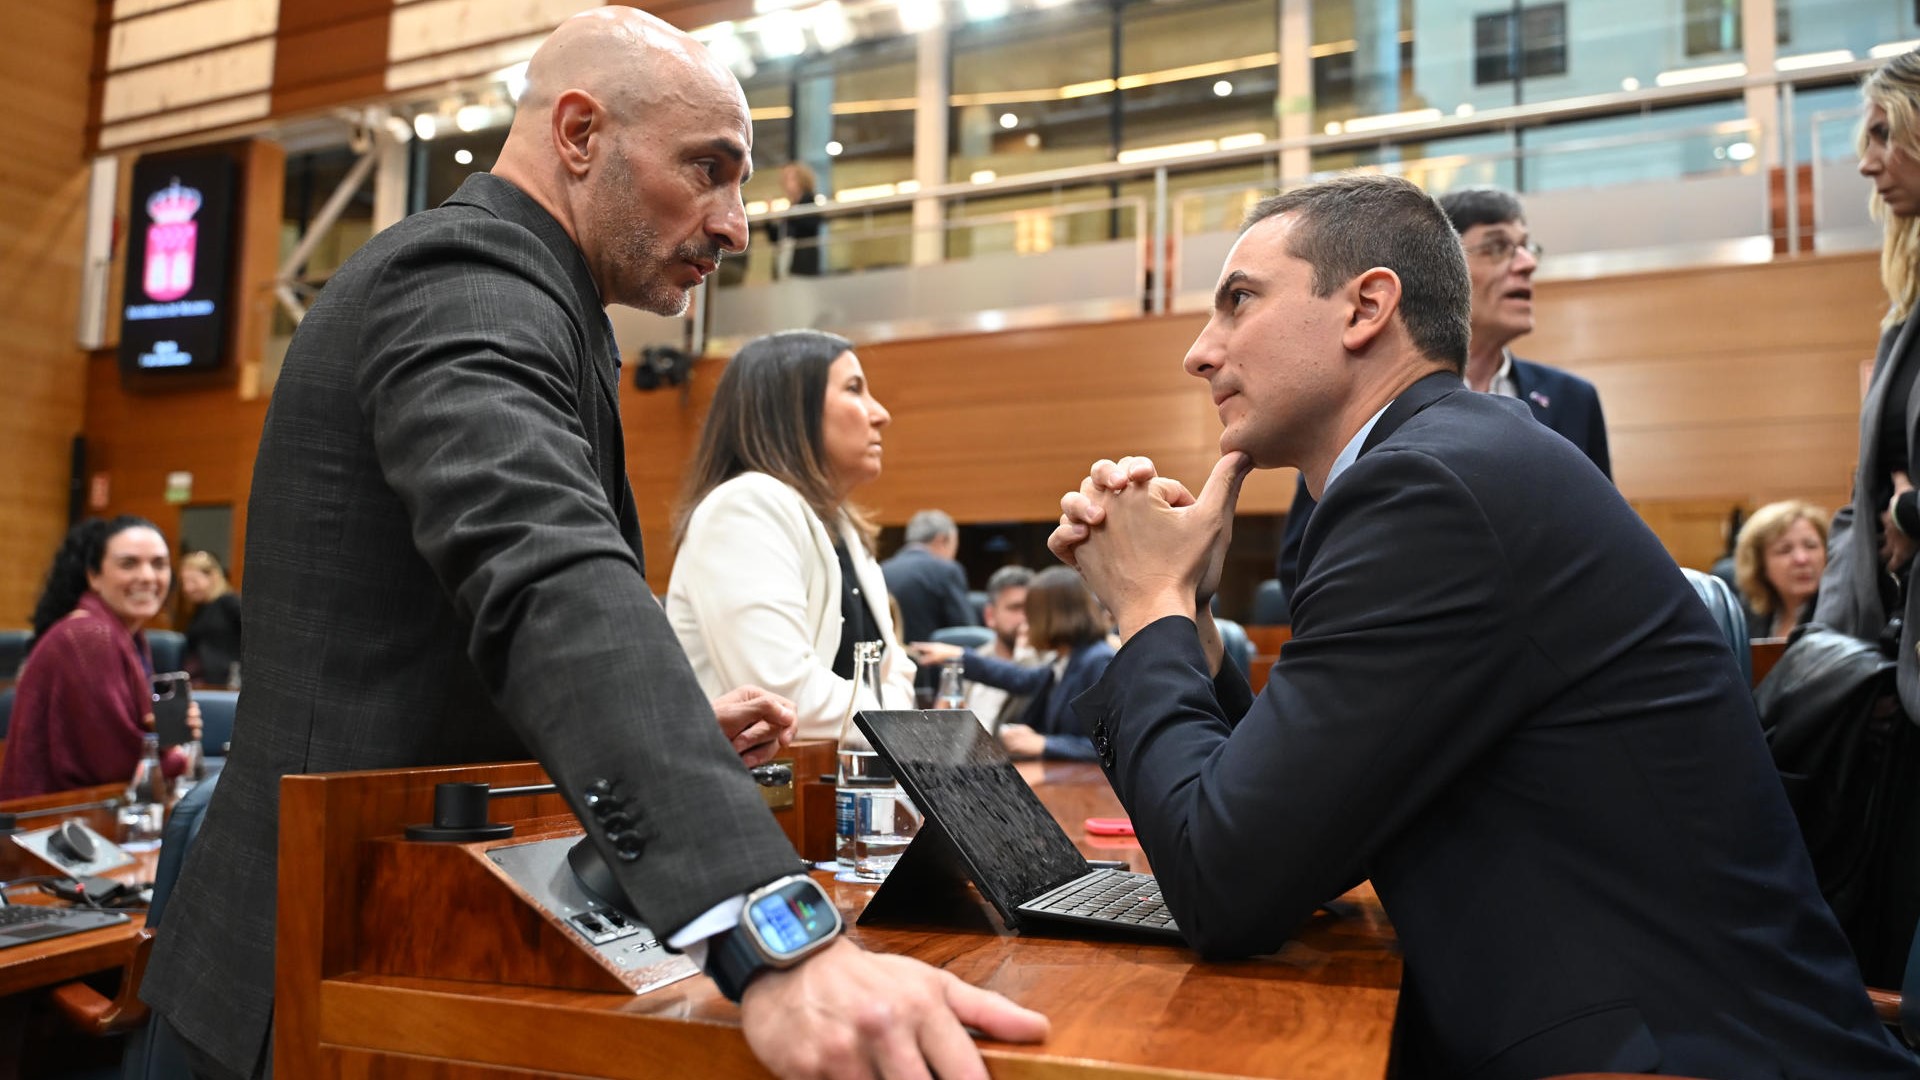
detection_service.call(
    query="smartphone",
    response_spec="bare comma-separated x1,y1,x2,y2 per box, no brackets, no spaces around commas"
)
152,671,193,747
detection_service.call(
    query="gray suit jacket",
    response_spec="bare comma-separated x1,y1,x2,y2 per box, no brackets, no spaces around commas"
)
142,174,800,1076
1816,316,1920,717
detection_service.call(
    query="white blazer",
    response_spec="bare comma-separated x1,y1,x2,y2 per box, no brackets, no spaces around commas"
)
666,472,917,740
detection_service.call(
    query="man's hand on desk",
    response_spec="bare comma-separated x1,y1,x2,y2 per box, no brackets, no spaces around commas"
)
712,686,797,769
741,937,1049,1079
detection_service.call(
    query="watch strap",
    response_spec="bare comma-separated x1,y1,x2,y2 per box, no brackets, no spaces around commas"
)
706,923,768,1003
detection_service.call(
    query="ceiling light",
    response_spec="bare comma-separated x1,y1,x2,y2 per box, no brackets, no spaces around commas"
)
825,140,845,156
811,1,854,52
1775,49,1855,71
455,104,492,132
1323,121,1342,135
1726,141,1755,161
384,115,414,143
1218,132,1265,151
1116,138,1218,165
454,149,474,165
897,0,942,33
1340,107,1441,133
1871,39,1920,59
756,10,807,58
414,113,438,140
1653,62,1746,87
496,61,529,102
963,0,1009,19
1620,76,1641,91
1454,103,1475,117
999,112,1019,129
970,169,997,184
1023,132,1041,148
1213,80,1233,97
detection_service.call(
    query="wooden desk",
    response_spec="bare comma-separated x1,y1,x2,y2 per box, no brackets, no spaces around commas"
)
0,784,154,999
277,761,1400,1079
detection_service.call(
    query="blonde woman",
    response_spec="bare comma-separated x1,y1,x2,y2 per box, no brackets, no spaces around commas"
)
178,550,241,684
1734,501,1826,640
1817,48,1920,712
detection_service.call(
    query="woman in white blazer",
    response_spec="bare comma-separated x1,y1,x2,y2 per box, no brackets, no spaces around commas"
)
667,330,916,740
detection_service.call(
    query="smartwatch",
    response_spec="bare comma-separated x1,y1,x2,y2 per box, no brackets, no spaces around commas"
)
706,874,843,1002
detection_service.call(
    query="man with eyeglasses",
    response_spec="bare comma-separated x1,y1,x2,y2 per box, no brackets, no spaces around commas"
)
1275,186,1610,598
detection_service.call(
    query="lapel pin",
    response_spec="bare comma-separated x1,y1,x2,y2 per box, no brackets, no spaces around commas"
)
1528,390,1551,409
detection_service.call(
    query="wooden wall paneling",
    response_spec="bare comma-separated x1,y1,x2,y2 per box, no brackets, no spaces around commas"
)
0,0,96,629
271,0,388,118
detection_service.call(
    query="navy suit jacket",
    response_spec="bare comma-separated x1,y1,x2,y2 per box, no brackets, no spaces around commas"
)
881,543,976,644
1076,373,1910,1079
963,640,1114,760
1277,357,1610,596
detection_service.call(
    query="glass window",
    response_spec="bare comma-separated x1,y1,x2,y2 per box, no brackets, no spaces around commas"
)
1475,4,1567,85
1118,0,1278,155
949,7,1118,184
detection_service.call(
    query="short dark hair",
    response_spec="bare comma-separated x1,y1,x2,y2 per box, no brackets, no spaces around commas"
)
1243,175,1471,372
985,564,1032,599
1436,186,1526,235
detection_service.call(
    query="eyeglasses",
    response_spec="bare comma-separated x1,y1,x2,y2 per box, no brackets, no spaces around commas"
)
1466,236,1544,263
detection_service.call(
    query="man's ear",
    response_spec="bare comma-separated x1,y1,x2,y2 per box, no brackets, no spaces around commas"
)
553,89,605,178
1341,267,1401,354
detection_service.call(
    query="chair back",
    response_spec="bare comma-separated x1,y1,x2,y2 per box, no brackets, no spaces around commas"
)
194,689,238,755
146,631,186,674
966,590,989,625
0,686,12,741
930,625,994,651
1679,567,1752,685
0,629,30,679
1251,578,1291,626
1216,618,1255,679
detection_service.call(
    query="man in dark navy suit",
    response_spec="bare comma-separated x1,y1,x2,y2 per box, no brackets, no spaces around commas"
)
1048,175,1914,1079
882,509,977,644
1276,186,1609,597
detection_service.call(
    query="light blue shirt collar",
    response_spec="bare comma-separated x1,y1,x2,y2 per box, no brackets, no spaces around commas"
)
1322,402,1393,496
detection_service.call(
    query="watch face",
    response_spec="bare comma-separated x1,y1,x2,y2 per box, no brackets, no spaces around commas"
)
747,879,837,960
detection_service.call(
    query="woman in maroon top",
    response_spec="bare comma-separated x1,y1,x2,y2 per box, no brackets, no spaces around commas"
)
0,516,196,799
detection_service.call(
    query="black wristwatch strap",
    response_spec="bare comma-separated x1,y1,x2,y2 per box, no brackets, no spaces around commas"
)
706,924,769,1003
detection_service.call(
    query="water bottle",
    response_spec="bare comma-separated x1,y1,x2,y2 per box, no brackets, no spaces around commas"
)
834,642,887,872
120,732,167,850
935,658,967,710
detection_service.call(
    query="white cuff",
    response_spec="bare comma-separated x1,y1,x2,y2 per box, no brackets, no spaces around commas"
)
667,894,747,968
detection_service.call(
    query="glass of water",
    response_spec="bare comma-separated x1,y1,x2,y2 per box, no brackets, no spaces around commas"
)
851,786,921,882
117,802,164,850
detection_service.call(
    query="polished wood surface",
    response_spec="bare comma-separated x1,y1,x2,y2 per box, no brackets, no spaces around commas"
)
0,784,156,1001
0,0,92,632
1751,638,1790,688
277,759,1401,1079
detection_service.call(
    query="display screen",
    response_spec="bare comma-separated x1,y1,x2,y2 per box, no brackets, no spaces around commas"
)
116,153,238,378
747,879,836,958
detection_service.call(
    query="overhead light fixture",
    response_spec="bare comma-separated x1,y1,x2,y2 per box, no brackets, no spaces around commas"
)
455,104,492,132
1726,141,1756,161
1775,49,1855,71
1871,39,1920,59
970,169,997,184
414,113,438,140
755,10,807,58
1116,138,1218,165
897,0,942,34
998,112,1019,129
1653,62,1746,87
1213,80,1233,97
1340,107,1441,133
1620,76,1641,91
1217,132,1265,151
746,199,771,215
825,139,845,156
1061,78,1118,99
495,61,529,102
454,149,474,165
837,182,901,202
384,115,414,143
1454,103,1475,117
811,1,854,52
1323,121,1342,135
963,0,1009,20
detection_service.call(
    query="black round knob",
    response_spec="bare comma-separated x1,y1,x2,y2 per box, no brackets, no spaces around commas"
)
405,781,515,842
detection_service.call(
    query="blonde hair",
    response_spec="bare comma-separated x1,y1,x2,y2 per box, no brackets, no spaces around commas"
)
1733,500,1827,617
179,550,231,602
1862,50,1920,328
